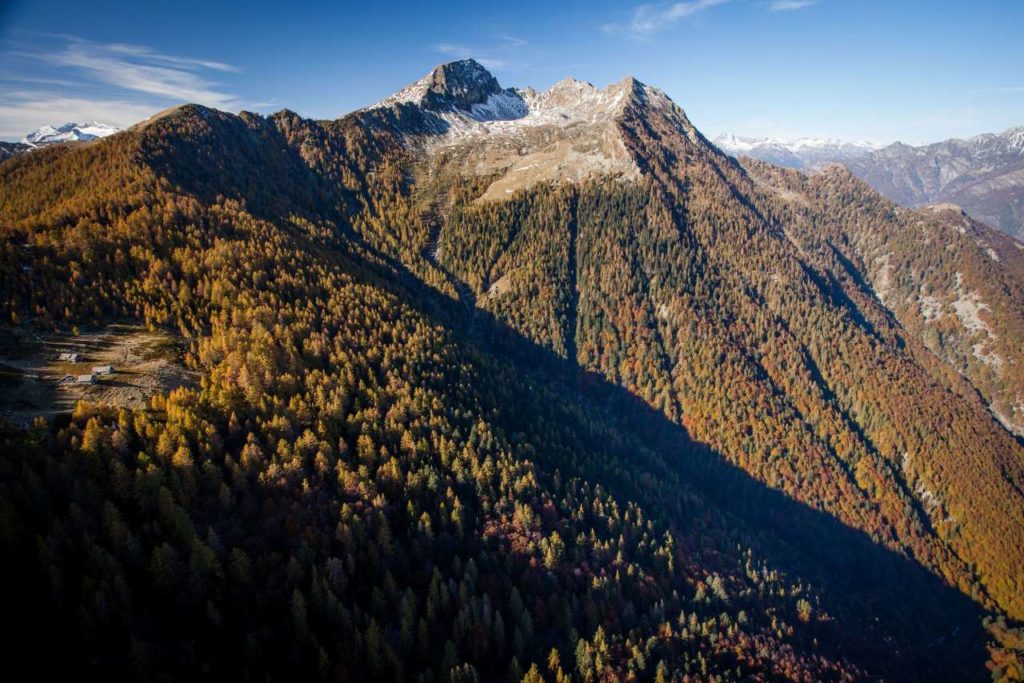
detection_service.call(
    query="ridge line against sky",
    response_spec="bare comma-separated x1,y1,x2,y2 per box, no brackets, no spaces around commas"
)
0,0,1021,144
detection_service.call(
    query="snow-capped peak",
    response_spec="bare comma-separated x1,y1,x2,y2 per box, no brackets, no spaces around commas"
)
1003,126,1024,153
371,61,656,136
21,121,120,147
364,63,680,201
374,58,505,112
712,133,783,153
714,134,880,152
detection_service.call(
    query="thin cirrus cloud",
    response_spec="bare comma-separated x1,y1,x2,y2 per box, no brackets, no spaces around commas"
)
603,0,818,37
602,0,730,37
37,37,243,109
769,0,818,11
430,34,535,72
0,35,246,138
432,43,508,71
0,91,158,139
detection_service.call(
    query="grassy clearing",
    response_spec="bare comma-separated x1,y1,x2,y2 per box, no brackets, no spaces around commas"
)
0,323,194,426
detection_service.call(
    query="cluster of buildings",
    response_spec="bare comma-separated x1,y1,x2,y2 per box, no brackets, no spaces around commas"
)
57,352,115,385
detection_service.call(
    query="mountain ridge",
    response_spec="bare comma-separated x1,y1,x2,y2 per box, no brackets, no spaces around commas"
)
1,59,1023,680
716,126,1024,237
21,120,121,146
847,126,1024,237
713,133,881,169
165,59,1024,614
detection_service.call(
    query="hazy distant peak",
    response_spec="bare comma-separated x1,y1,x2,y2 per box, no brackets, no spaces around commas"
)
713,133,881,169
21,121,120,147
848,124,1024,237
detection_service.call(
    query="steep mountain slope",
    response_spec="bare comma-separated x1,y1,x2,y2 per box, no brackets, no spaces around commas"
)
714,134,879,170
0,99,908,682
741,160,1024,437
717,127,1024,238
1,59,1023,680
362,60,1024,622
845,127,1024,238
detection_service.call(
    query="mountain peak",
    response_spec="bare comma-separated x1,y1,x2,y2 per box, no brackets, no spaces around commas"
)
21,121,120,147
377,58,503,111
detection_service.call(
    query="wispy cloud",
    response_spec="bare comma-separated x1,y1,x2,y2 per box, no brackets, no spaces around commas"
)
32,37,243,109
969,85,1024,95
0,90,158,139
0,35,248,139
432,43,508,71
602,0,729,37
0,72,81,88
769,0,817,11
101,43,240,74
429,34,533,72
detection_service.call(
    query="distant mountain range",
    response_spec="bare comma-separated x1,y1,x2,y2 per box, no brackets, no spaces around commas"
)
0,121,121,161
712,134,880,169
21,121,120,146
847,127,1024,238
715,127,1024,237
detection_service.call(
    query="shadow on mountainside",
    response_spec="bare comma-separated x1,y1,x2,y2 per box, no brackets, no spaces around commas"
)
141,115,992,680
355,229,991,682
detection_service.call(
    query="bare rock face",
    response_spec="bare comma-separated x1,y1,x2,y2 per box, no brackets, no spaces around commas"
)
375,58,504,112
421,59,503,110
429,76,649,201
372,64,700,200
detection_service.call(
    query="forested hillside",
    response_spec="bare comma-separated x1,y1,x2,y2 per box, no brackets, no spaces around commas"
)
389,68,1024,624
740,160,1024,437
1,61,1023,681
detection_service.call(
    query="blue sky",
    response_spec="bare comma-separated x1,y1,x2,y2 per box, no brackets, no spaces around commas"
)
0,0,1021,143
